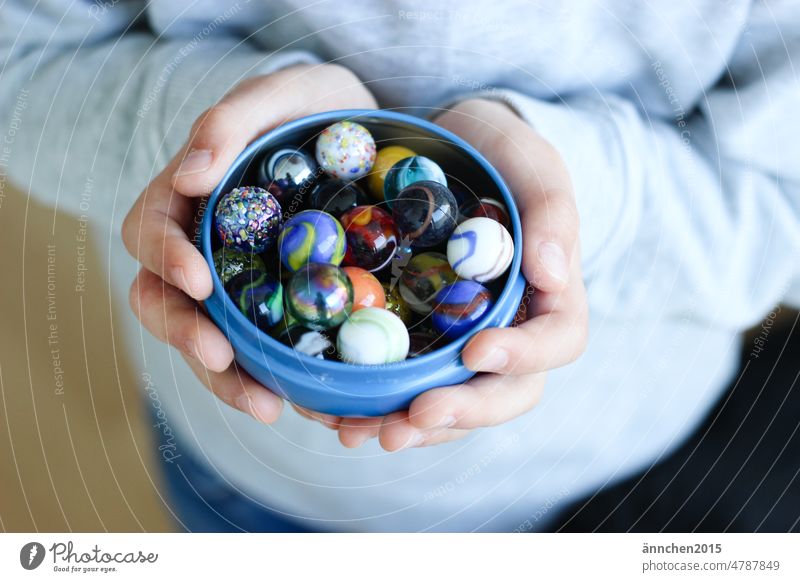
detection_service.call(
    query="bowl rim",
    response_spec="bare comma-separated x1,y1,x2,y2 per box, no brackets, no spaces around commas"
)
201,108,523,372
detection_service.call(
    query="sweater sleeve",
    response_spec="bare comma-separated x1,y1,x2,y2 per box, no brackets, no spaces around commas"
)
0,0,319,229
451,1,800,329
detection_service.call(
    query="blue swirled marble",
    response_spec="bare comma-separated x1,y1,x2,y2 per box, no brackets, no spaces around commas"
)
278,209,347,272
432,280,493,339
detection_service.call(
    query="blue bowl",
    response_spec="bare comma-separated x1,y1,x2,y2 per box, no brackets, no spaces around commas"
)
200,110,525,417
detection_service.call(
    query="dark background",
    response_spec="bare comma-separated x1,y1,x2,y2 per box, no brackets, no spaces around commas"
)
552,308,800,532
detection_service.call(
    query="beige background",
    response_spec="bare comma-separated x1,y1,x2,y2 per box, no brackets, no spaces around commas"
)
0,184,172,532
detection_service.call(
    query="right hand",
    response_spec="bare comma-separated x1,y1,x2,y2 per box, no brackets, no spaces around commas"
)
122,64,377,423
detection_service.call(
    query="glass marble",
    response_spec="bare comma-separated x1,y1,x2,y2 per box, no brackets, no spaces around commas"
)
315,121,376,181
381,282,412,325
461,197,511,230
366,145,416,201
392,181,458,248
383,156,447,208
212,247,266,285
225,269,284,331
337,307,410,365
258,147,318,192
432,281,494,339
273,318,338,360
278,210,347,273
340,206,399,272
309,179,369,218
399,252,458,315
215,186,282,253
343,266,386,312
286,263,353,330
447,217,514,283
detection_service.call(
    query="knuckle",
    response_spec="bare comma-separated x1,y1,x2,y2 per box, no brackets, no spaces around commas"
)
190,103,236,144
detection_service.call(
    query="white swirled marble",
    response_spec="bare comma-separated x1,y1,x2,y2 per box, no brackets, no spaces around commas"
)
446,217,514,282
337,307,410,365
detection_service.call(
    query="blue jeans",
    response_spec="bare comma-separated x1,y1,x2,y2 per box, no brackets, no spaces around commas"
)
153,410,313,532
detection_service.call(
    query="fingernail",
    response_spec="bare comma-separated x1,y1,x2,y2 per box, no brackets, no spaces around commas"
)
538,241,569,283
174,148,212,176
236,392,273,424
478,348,508,373
350,433,371,448
400,432,425,450
432,415,456,429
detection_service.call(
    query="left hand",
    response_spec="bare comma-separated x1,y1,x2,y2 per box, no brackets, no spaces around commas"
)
296,98,589,450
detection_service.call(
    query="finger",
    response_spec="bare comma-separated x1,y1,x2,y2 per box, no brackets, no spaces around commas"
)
290,403,343,430
377,411,472,451
129,267,234,372
182,353,283,424
435,101,580,292
462,277,588,374
172,65,375,196
337,417,384,448
407,373,544,431
122,157,213,300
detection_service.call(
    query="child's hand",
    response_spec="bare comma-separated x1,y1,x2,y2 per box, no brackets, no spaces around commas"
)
302,99,589,450
122,64,376,423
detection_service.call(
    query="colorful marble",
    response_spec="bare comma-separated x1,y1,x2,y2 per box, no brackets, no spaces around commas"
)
278,210,346,272
315,121,376,180
392,181,458,248
215,186,282,253
258,147,318,191
337,307,410,365
366,145,416,201
340,206,398,272
447,217,514,283
382,282,412,325
212,247,266,285
343,266,386,312
383,156,447,208
399,252,458,315
286,263,353,330
309,179,368,218
432,281,494,339
461,197,511,229
225,269,284,331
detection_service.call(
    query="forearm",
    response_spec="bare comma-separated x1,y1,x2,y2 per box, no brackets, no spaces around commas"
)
0,5,317,228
